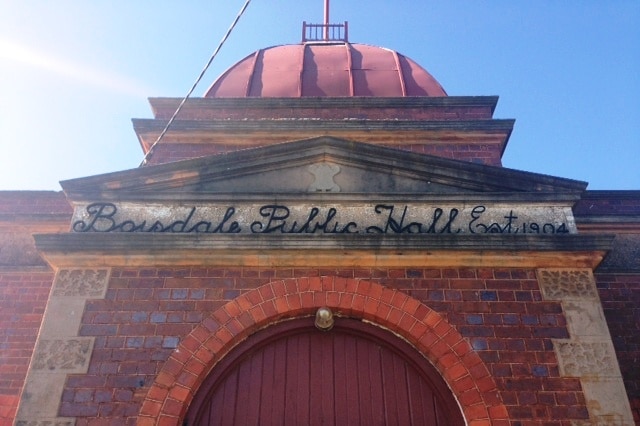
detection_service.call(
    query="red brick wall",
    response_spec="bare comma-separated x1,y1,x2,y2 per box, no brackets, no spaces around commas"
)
389,143,502,166
0,191,69,425
153,105,496,121
63,267,587,425
575,191,640,422
144,101,506,167
574,192,640,216
144,143,247,165
596,272,640,424
0,191,71,217
145,142,502,167
0,271,54,425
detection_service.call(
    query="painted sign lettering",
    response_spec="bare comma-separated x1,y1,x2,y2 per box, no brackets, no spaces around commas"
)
71,202,573,235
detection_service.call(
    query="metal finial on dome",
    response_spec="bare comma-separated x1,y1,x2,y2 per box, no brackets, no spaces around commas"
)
323,0,330,40
207,1,448,98
302,0,348,43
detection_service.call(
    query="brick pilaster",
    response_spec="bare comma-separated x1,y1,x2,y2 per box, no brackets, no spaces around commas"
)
538,269,634,425
15,269,110,425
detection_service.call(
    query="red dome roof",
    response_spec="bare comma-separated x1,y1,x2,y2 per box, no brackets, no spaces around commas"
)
205,43,447,98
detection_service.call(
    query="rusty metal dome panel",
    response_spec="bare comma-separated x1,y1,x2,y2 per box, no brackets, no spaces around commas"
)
205,43,447,98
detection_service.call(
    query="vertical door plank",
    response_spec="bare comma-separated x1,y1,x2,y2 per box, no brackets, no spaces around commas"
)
219,365,239,424
309,332,324,424
332,333,349,423
270,337,288,422
233,357,253,425
295,333,311,425
320,332,335,425
381,347,400,425
245,351,264,425
260,343,276,426
343,332,360,425
356,337,374,425
435,397,449,426
208,374,225,425
392,351,411,426
283,334,299,426
368,343,385,426
406,362,427,424
416,370,438,424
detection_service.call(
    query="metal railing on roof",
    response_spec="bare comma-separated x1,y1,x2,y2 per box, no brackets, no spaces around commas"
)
302,21,349,42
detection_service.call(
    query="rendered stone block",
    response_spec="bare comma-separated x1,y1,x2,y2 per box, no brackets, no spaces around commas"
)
563,301,609,337
538,269,598,300
554,340,620,378
32,338,94,373
52,269,110,298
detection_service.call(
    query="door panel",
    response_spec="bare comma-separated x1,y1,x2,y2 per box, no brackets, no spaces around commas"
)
187,318,464,426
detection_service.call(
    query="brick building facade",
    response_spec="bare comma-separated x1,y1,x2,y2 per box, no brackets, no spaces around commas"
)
1,20,638,426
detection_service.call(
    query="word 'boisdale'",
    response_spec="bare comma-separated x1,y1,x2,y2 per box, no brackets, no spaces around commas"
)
72,203,570,235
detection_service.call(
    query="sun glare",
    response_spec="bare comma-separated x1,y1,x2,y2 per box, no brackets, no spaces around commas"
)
0,37,150,98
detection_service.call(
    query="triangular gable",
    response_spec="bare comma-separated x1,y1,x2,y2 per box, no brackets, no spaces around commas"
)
61,137,586,200
38,137,612,270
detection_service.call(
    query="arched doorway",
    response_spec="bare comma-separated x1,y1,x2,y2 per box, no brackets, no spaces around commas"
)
186,317,465,425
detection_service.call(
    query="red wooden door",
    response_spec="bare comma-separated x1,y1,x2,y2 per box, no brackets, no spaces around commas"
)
186,318,464,426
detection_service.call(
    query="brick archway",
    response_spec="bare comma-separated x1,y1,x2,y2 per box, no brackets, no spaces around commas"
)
139,277,508,425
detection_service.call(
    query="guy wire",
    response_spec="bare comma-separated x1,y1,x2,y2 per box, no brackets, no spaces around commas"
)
141,0,253,165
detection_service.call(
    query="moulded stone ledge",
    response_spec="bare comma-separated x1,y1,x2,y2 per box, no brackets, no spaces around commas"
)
34,233,613,269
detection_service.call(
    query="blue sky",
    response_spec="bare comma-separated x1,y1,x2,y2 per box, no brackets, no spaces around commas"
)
0,1,638,190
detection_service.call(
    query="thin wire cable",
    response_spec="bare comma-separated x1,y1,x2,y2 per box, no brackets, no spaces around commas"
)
141,0,253,165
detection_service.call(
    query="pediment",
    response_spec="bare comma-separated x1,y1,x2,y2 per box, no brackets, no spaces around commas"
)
43,137,613,267
62,137,585,200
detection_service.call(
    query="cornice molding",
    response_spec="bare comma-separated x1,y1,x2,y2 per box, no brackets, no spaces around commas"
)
148,96,501,113
35,233,613,269
133,118,515,136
